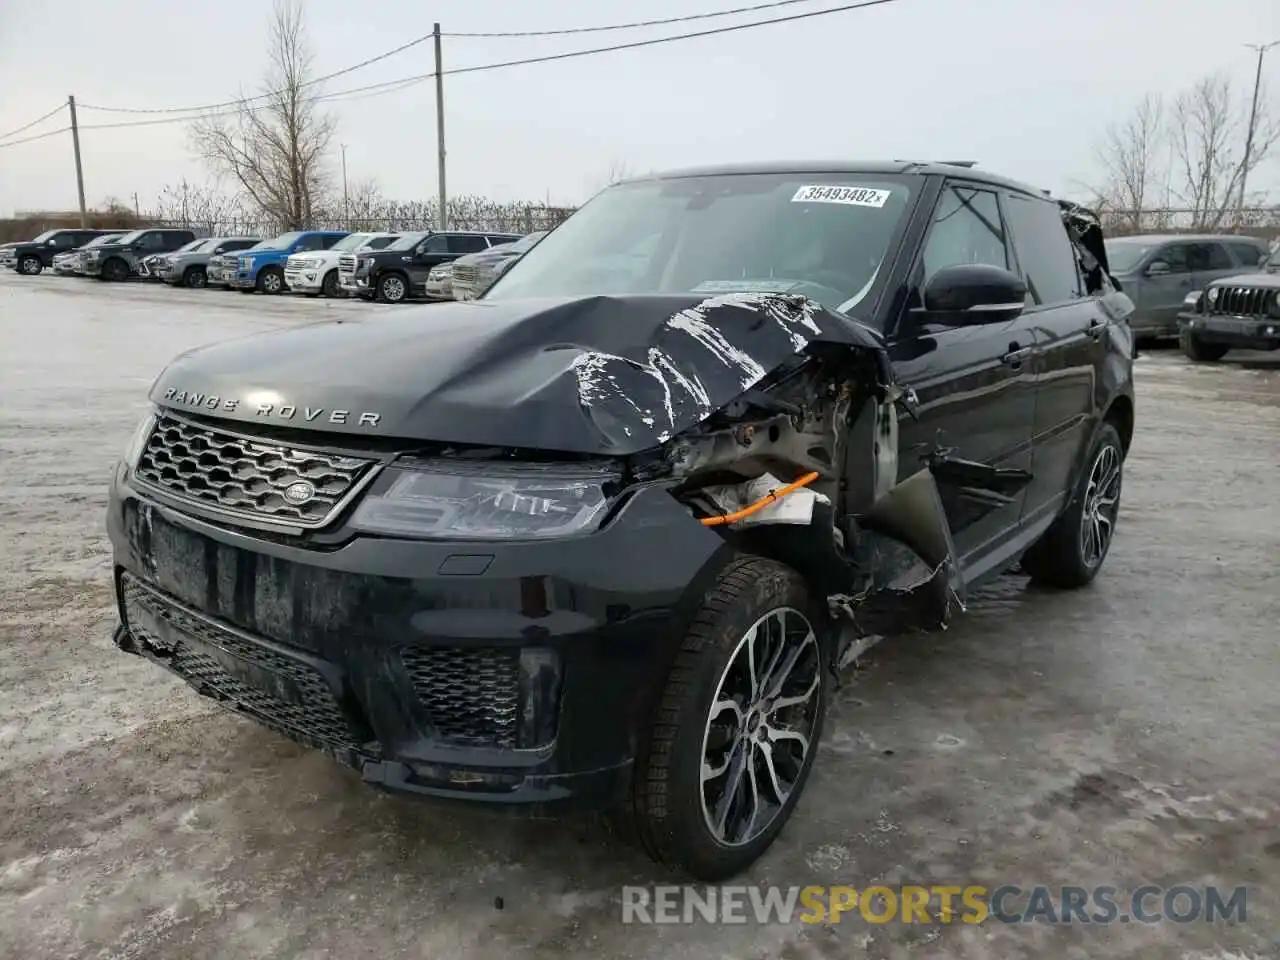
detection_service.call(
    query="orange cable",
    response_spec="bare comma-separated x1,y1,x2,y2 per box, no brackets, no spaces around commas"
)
699,471,821,526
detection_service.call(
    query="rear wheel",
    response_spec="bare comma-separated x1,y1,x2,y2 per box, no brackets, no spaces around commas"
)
256,267,284,294
1022,421,1124,588
1180,329,1230,363
19,255,43,275
376,272,408,303
624,556,827,880
183,266,207,289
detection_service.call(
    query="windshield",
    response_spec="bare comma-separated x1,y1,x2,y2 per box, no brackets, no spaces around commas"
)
32,230,58,243
113,230,144,245
504,231,547,254
1104,241,1154,274
84,235,121,248
258,231,303,250
173,239,207,254
1265,246,1280,270
486,174,916,314
386,232,429,252
329,233,372,252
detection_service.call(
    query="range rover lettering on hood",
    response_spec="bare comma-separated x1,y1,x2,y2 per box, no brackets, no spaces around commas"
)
148,293,890,453
159,386,383,427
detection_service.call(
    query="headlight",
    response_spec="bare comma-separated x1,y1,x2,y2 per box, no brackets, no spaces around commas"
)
349,460,618,540
1206,287,1219,304
87,250,102,260
123,411,156,468
1269,291,1280,319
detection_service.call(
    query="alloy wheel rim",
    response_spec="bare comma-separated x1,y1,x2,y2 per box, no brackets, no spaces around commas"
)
384,277,405,301
1080,443,1121,568
264,274,281,292
699,606,822,848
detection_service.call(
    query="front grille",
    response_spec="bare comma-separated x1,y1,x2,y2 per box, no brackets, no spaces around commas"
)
133,413,377,528
451,264,479,284
339,255,356,273
400,647,521,748
1210,286,1273,318
121,574,362,751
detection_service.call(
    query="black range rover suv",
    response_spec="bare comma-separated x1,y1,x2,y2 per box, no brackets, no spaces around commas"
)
107,161,1135,880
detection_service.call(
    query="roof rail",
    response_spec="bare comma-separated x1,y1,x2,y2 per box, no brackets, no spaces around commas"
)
937,159,978,167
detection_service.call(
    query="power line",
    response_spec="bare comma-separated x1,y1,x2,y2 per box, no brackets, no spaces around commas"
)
0,126,72,148
3,0,905,143
442,0,826,37
0,103,67,141
74,0,851,116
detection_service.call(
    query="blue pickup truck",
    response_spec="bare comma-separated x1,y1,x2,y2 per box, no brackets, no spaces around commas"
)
229,230,348,294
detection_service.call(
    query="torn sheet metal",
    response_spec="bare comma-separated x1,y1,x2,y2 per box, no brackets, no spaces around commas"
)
699,472,830,528
861,467,965,609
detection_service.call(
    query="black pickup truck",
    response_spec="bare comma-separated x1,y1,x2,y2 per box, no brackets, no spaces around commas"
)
107,161,1134,882
3,228,122,275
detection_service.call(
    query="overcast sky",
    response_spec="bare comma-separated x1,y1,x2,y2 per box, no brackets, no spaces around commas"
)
0,0,1277,217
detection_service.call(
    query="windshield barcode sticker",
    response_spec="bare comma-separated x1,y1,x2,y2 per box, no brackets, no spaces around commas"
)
791,185,891,208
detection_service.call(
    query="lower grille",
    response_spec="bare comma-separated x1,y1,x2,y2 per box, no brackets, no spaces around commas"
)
400,647,521,749
121,574,362,751
133,413,376,528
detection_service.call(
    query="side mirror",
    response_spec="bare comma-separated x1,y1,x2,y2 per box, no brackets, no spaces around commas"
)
1145,260,1171,276
921,263,1027,326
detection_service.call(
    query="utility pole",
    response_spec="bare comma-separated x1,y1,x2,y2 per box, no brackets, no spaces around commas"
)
68,95,87,227
1237,40,1278,223
340,143,349,227
433,22,448,231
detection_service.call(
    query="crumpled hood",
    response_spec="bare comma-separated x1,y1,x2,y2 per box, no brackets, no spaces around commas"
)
151,293,888,455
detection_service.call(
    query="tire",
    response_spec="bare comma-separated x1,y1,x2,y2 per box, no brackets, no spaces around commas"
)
376,272,409,303
101,258,130,282
183,266,207,289
624,556,828,880
1180,329,1229,363
1022,421,1124,589
256,267,285,294
19,255,43,276
321,269,340,298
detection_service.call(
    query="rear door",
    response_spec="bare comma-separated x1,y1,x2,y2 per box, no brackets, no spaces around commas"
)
1002,190,1103,527
1189,240,1238,291
889,180,1039,571
1223,240,1268,271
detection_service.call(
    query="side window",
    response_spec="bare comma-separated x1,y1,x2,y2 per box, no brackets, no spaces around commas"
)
448,234,489,254
487,235,518,247
921,185,1008,282
136,232,162,250
53,233,78,248
366,236,396,250
1225,241,1265,267
1003,194,1082,306
318,235,344,250
420,235,449,254
293,234,323,252
1195,242,1232,270
1153,244,1192,273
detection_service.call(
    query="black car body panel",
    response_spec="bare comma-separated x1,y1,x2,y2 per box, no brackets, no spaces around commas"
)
352,231,522,301
151,293,888,454
108,160,1135,837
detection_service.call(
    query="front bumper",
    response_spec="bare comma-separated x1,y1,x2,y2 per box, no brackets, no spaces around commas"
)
107,463,729,810
228,271,256,289
80,259,105,276
1178,311,1280,350
283,268,324,293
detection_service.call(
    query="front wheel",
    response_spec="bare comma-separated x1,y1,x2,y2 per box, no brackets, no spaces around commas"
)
101,258,130,282
1022,421,1124,588
376,273,408,303
321,269,341,298
1180,329,1230,363
256,267,284,294
183,266,207,289
19,255,43,275
625,556,827,880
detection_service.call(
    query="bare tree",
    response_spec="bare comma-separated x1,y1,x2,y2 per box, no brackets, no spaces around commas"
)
1092,94,1168,231
341,178,388,227
153,179,247,232
1170,73,1279,230
189,0,336,229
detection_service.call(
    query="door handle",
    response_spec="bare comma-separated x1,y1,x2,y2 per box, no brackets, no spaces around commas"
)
1001,342,1032,368
1087,318,1106,339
